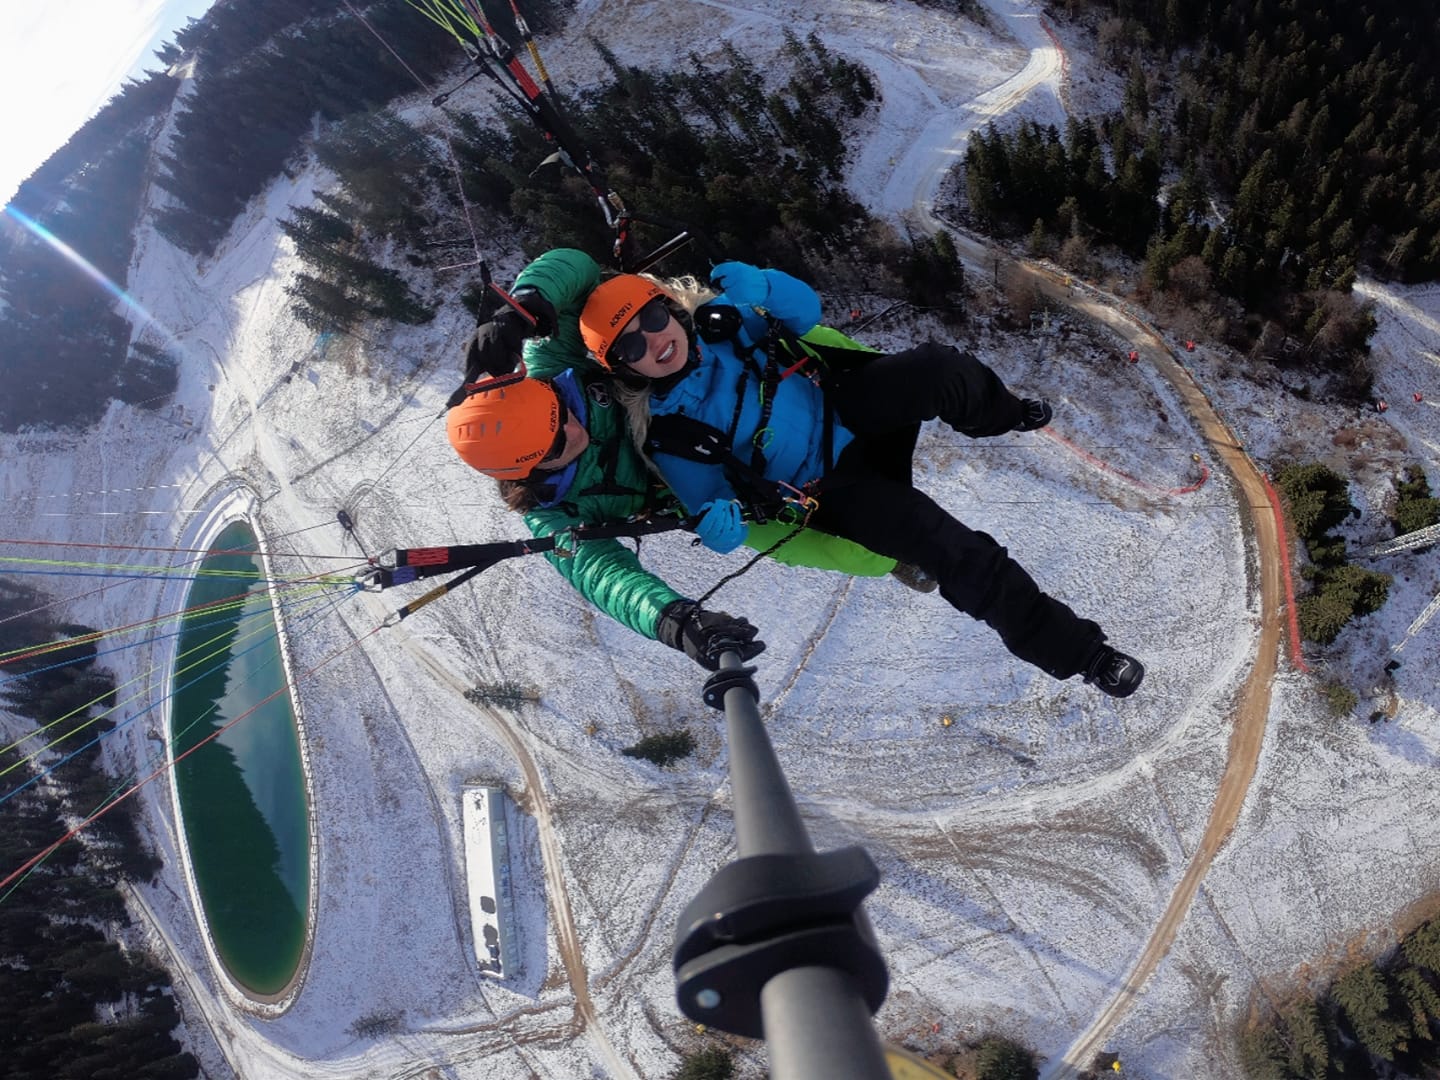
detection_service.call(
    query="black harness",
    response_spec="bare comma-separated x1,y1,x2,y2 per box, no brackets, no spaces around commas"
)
643,304,872,521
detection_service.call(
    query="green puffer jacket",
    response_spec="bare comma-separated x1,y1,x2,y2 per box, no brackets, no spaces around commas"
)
513,248,896,578
522,371,682,640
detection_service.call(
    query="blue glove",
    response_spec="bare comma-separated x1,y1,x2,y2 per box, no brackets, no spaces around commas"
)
693,499,747,554
709,262,769,309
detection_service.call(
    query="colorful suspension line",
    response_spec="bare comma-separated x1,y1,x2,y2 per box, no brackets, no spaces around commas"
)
0,581,346,794
0,522,361,630
0,570,358,671
401,0,677,266
0,607,378,900
406,0,621,222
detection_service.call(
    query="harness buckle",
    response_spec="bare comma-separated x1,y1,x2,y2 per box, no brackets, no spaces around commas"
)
552,529,579,559
772,482,819,526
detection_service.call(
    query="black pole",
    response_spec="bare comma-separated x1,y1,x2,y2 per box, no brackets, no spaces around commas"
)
672,651,891,1080
722,650,810,858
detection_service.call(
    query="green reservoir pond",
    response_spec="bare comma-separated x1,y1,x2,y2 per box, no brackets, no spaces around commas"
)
170,519,310,997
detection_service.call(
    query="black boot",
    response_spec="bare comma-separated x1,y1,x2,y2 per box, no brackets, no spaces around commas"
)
1082,645,1144,697
1014,398,1053,432
890,562,939,593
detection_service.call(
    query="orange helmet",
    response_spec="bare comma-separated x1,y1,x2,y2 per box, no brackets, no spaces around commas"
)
579,275,666,370
447,377,561,479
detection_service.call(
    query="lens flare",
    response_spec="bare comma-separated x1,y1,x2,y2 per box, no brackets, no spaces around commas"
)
3,204,180,350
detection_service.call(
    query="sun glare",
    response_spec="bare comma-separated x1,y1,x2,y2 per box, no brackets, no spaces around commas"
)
3,203,180,350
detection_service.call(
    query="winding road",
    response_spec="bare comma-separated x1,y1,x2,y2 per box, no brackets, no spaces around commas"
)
1028,280,1285,1077
887,2,1290,1073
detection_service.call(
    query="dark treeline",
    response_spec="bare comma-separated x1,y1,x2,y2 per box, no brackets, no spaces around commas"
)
0,579,195,1079
1,41,186,433
964,118,1163,259
0,130,178,432
151,1,458,256
278,113,442,332
150,0,573,256
0,0,460,431
9,72,182,217
1239,917,1440,1078
966,0,1440,381
1082,0,1440,283
278,24,965,332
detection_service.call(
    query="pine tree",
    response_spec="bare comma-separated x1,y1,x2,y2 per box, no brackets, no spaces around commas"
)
1279,996,1334,1079
672,1047,733,1080
1330,962,1410,1064
1402,920,1440,975
622,730,696,767
975,1036,1040,1080
1394,966,1440,1037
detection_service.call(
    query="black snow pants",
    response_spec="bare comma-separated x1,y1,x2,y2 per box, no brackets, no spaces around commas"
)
810,342,1104,680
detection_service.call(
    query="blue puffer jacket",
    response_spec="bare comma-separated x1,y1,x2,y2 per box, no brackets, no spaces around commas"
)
647,266,856,514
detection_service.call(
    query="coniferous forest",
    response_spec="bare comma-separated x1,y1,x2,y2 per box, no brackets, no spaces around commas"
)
0,579,195,1079
963,0,1440,391
4,0,1438,429
1239,918,1440,1079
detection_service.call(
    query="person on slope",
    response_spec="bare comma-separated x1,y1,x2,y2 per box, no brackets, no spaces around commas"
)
574,261,1145,698
445,363,762,673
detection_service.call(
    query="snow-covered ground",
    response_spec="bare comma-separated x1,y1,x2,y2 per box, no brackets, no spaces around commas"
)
3,0,1439,1077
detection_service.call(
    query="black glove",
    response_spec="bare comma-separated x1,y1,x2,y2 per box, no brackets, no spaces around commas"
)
507,287,557,337
657,600,765,671
461,288,558,381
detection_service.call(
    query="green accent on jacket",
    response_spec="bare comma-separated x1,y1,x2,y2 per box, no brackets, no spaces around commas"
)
521,376,682,640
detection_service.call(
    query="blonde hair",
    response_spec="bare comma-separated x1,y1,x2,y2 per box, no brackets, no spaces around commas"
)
611,271,715,477
651,272,716,313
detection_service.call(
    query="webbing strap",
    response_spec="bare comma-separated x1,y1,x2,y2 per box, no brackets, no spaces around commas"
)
372,517,693,587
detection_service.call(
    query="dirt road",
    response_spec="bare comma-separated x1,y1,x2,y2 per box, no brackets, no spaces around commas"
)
887,4,1289,1060
387,625,639,1080
1012,261,1286,1079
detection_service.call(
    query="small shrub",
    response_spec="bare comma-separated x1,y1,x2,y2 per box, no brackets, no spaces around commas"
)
1296,565,1390,645
349,1011,404,1038
1322,681,1358,717
463,682,539,706
622,730,695,766
673,1046,733,1080
975,1035,1039,1080
1394,466,1440,538
1276,463,1353,543
1297,591,1353,645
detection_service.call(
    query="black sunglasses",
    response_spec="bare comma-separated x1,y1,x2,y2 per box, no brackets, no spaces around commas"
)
608,297,672,368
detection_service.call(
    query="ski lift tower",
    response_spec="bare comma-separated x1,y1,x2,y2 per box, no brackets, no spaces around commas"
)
1363,522,1440,652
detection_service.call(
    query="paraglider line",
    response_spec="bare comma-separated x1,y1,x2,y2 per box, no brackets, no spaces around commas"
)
0,617,379,898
